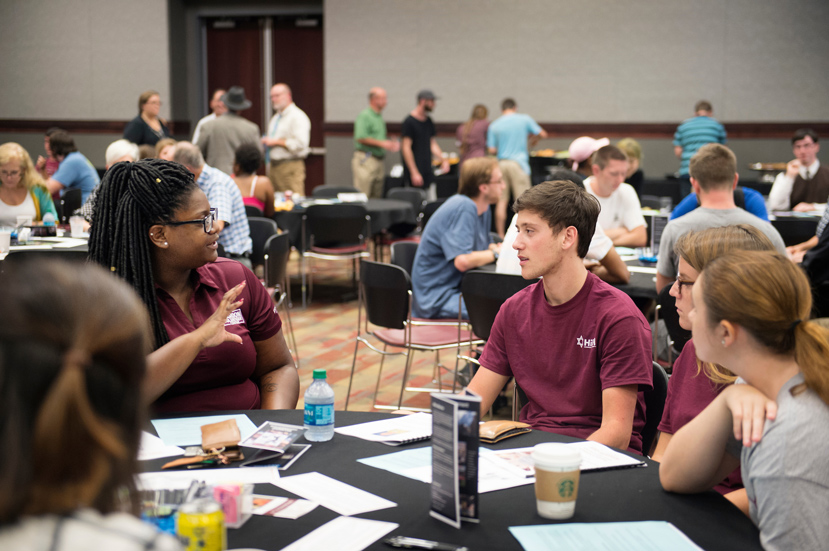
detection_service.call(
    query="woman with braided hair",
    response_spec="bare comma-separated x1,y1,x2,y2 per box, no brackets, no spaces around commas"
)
88,159,298,412
660,251,829,550
0,259,180,549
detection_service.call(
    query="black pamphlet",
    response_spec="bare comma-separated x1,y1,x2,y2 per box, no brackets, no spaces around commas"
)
429,390,480,528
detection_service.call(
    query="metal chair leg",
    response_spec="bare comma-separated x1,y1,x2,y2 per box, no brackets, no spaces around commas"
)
397,348,416,410
345,336,362,411
373,343,389,407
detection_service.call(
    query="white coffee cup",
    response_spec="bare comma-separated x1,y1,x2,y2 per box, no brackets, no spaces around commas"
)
69,215,85,237
532,443,581,519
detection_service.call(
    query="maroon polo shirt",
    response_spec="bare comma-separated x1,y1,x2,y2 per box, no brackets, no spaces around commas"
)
154,258,282,413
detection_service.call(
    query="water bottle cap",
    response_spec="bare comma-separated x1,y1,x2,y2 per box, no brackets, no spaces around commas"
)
312,369,327,379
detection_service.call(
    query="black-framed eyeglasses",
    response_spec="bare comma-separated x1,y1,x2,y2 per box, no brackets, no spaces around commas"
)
166,208,218,233
674,277,695,296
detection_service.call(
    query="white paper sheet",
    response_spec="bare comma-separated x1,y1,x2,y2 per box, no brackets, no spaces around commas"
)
334,413,432,445
279,517,398,551
509,521,704,551
137,466,280,490
151,414,258,446
273,472,396,516
138,431,184,461
252,495,319,519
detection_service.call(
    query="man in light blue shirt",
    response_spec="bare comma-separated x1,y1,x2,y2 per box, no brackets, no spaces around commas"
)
487,98,547,237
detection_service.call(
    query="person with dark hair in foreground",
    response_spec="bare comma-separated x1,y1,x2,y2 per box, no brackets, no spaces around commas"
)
467,180,653,453
88,159,298,413
660,251,829,551
0,259,180,550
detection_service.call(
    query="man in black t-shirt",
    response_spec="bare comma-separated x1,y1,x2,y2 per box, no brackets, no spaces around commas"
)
401,89,450,188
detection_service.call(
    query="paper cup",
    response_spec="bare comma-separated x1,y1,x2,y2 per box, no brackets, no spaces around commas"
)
0,228,11,256
532,443,581,519
69,216,85,237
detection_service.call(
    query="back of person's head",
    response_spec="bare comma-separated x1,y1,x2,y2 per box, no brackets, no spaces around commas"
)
702,250,829,405
88,159,198,347
137,89,159,113
458,157,497,199
674,224,777,383
0,142,43,190
173,141,205,169
154,138,176,158
44,127,64,139
138,145,155,160
105,139,140,166
695,100,713,113
469,104,488,121
48,130,78,158
0,259,150,524
513,180,599,258
234,142,263,175
689,143,736,191
616,138,642,162
501,98,516,111
792,128,819,145
591,144,628,170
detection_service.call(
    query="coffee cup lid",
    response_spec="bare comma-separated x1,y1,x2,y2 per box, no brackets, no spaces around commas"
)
532,443,581,467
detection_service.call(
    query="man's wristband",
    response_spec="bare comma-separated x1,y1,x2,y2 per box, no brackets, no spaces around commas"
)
492,250,499,262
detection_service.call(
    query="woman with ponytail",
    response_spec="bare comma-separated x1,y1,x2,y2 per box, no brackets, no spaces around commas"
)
455,104,488,164
88,159,298,413
0,259,179,549
660,250,829,550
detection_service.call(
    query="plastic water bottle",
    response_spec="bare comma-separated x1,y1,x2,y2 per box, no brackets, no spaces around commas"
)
303,369,335,442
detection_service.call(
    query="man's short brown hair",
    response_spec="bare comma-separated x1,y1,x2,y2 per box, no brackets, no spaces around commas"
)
457,157,497,199
689,143,736,191
513,180,599,258
591,144,628,170
695,100,713,113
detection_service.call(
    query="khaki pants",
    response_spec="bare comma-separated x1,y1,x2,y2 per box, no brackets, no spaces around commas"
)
352,151,385,198
269,159,306,196
499,159,531,201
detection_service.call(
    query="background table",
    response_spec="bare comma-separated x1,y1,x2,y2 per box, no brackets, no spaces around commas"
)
143,411,762,551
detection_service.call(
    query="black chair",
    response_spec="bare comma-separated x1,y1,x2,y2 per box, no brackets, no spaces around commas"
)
247,217,280,270
312,185,359,198
264,232,299,368
374,187,424,262
390,241,418,277
345,260,480,411
59,188,82,224
771,218,819,247
642,362,670,457
387,187,426,217
639,194,663,210
245,204,264,218
434,174,458,199
301,204,370,307
654,284,691,365
420,199,447,231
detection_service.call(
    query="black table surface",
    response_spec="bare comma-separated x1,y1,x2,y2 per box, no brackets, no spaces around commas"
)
144,410,761,551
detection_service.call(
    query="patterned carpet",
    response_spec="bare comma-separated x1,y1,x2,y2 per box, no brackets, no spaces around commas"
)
282,252,489,414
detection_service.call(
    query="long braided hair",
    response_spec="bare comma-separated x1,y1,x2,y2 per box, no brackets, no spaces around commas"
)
88,159,197,348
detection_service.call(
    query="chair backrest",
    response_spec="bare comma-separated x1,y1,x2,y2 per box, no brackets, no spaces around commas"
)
387,187,426,216
312,185,359,198
304,204,368,249
60,188,83,223
657,283,691,353
421,198,447,231
264,231,291,289
390,241,418,276
434,174,458,198
245,204,264,218
247,217,280,267
462,270,536,341
360,260,411,330
642,361,669,457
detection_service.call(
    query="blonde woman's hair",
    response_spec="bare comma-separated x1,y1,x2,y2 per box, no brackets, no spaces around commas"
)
0,142,46,191
701,251,829,405
674,224,776,384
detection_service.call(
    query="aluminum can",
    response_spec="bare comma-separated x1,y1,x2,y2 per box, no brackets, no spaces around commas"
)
177,497,226,551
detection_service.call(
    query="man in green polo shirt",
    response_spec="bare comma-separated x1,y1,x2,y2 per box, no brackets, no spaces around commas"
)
353,87,400,198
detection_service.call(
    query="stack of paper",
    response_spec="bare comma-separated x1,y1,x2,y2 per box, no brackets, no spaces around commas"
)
334,413,432,445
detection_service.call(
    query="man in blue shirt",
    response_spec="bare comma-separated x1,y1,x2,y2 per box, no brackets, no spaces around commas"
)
487,98,547,237
44,130,100,204
412,158,504,319
670,186,769,221
673,100,726,197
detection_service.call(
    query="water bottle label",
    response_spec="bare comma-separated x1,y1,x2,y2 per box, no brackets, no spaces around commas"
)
304,403,334,426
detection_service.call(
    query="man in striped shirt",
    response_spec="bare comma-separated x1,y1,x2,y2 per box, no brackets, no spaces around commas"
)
673,100,726,196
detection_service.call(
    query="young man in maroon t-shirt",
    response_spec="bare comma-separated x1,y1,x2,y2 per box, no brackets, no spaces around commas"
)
467,180,653,453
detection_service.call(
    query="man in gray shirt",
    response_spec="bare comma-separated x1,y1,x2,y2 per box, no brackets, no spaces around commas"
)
656,144,785,291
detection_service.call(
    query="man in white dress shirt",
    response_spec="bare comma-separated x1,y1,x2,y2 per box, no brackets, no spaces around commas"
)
768,129,828,212
260,83,311,196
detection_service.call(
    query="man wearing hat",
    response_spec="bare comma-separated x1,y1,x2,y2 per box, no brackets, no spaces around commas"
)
197,86,261,176
401,90,449,189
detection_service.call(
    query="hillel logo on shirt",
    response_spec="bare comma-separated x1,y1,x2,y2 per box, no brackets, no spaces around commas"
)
225,309,245,326
576,335,596,349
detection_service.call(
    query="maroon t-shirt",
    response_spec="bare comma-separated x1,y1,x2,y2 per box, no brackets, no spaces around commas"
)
154,258,282,413
480,273,653,454
658,340,743,494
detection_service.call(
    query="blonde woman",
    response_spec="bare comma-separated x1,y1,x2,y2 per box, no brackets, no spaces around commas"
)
0,143,58,226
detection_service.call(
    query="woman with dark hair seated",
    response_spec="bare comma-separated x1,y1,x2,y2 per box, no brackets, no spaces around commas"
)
232,143,275,218
0,259,179,549
123,90,170,146
88,159,299,413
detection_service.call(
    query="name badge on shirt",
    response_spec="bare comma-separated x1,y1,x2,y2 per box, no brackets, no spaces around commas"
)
225,309,245,326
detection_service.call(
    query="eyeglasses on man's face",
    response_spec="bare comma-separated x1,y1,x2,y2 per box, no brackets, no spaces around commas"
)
166,208,218,233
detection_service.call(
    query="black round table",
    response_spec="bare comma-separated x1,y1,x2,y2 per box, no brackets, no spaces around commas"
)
143,410,762,551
